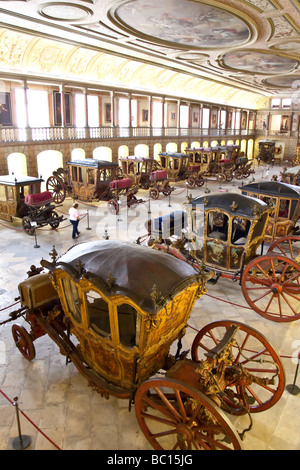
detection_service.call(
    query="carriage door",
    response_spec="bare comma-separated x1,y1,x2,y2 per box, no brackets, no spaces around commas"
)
115,302,141,389
204,210,229,270
84,289,121,384
275,198,291,238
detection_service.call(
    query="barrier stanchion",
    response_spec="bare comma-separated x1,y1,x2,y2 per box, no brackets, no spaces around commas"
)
286,352,300,396
12,397,32,450
86,210,92,230
33,226,40,249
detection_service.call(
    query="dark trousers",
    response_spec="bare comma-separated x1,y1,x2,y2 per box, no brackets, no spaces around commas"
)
70,219,79,239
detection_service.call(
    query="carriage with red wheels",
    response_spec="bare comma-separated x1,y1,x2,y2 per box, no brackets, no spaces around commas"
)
2,240,285,450
145,191,300,323
46,159,121,203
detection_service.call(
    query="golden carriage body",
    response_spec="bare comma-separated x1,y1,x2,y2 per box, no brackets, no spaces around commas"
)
240,181,300,242
184,145,244,182
46,159,120,203
119,156,161,189
0,175,43,222
5,240,286,450
148,192,300,322
158,152,190,182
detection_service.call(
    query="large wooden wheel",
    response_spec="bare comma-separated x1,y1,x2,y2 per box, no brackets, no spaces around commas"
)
12,324,36,361
107,198,119,215
22,216,35,236
49,210,60,229
46,175,66,204
135,377,243,450
267,235,300,263
191,320,285,414
149,187,159,200
241,254,300,322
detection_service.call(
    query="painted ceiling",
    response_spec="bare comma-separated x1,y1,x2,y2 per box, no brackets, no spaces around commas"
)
0,0,299,109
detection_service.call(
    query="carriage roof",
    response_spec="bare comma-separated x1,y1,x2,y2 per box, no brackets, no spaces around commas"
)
120,156,151,161
52,240,201,314
159,152,188,158
67,159,119,168
0,175,44,186
191,193,268,218
240,181,300,199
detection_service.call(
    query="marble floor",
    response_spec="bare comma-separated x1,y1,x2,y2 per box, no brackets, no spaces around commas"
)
0,162,299,451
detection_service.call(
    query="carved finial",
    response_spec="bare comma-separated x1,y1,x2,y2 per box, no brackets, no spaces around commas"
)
230,201,238,212
107,272,116,288
76,260,86,276
150,283,162,306
203,196,209,206
49,245,58,263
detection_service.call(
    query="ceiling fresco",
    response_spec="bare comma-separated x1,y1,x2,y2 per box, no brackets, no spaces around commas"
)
0,0,299,109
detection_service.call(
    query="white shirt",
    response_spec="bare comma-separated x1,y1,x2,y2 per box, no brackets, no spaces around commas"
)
69,206,79,221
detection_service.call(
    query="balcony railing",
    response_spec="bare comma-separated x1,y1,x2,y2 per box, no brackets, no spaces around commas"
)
0,125,278,144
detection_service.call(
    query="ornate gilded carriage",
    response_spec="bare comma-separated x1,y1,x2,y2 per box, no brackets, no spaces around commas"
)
46,159,120,203
0,175,43,222
240,181,300,242
119,156,161,188
187,193,270,274
147,192,300,322
5,240,286,450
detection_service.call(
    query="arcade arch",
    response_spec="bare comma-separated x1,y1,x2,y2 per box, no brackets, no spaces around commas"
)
93,147,112,161
71,148,85,160
37,150,63,191
7,153,27,176
134,144,149,157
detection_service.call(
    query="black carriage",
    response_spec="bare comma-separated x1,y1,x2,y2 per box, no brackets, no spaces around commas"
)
21,191,65,235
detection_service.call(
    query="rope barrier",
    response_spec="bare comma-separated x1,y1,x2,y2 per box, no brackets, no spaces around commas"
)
0,389,61,450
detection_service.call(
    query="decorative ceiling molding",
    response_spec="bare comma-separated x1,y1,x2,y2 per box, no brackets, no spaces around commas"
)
0,0,299,109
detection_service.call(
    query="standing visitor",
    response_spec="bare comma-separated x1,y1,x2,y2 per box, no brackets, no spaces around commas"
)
69,202,80,240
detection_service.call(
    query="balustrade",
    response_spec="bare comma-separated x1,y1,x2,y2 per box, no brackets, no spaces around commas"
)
0,125,261,145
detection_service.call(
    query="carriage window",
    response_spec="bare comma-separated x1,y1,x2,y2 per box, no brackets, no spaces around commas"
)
71,167,77,181
260,196,275,217
278,199,290,218
87,169,94,184
62,277,81,323
117,303,140,348
7,186,14,200
207,211,228,241
79,166,87,183
231,217,250,245
86,290,111,338
0,186,6,201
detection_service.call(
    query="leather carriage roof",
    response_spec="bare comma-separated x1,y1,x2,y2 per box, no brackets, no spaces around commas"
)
67,159,119,168
240,181,300,198
191,192,268,217
54,240,202,314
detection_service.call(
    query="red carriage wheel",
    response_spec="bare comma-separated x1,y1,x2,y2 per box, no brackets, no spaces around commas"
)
135,377,243,450
107,199,119,215
12,324,36,361
191,320,285,414
267,235,300,263
149,187,159,200
46,175,66,204
241,254,300,322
